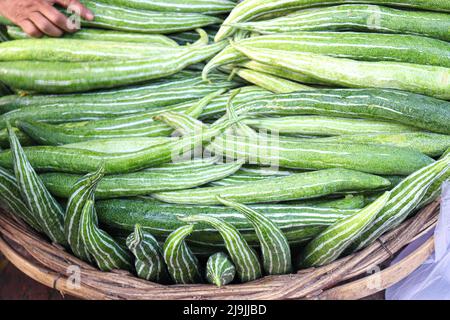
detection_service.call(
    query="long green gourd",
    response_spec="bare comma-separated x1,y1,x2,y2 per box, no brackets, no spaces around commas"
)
18,116,177,145
16,89,223,145
96,198,358,247
314,132,450,157
208,133,433,175
153,169,391,205
0,116,234,173
6,26,179,46
0,42,225,93
232,42,450,99
352,152,450,251
92,0,235,14
78,0,222,34
0,71,238,126
209,167,297,187
79,200,132,271
203,32,450,79
156,104,435,175
126,224,168,283
64,167,104,261
0,166,43,231
180,215,262,282
238,60,324,85
244,116,421,136
7,124,66,245
299,191,390,267
233,89,450,135
0,39,188,62
41,161,243,199
0,28,207,63
163,225,203,284
295,195,367,210
230,4,450,42
215,0,450,41
352,154,450,250
62,137,175,154
206,252,236,287
218,197,292,275
223,130,450,158
230,67,312,93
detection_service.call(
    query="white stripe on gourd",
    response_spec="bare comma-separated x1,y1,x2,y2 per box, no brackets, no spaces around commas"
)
179,214,262,283
0,166,42,231
7,123,66,244
300,191,390,267
65,166,104,262
353,152,450,251
206,252,236,287
163,225,202,284
127,224,168,283
80,200,131,271
217,196,292,275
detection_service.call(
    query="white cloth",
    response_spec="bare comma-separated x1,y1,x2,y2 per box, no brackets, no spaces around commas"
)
386,182,450,300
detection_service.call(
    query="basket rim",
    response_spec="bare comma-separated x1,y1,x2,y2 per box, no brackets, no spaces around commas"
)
0,200,440,300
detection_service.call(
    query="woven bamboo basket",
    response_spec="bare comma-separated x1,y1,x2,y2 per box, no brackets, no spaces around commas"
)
0,199,440,300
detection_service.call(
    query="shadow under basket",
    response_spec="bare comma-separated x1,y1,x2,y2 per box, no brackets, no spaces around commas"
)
0,200,440,300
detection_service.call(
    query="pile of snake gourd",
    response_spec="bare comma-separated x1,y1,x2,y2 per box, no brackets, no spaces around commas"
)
0,0,449,287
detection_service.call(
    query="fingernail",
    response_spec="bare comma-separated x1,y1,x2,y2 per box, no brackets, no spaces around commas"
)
86,11,94,21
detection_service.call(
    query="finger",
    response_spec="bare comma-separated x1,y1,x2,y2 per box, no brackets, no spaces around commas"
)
55,0,94,21
29,12,64,37
40,2,75,32
17,19,44,38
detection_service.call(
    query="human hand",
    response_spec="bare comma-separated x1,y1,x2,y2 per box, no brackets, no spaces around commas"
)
0,0,94,38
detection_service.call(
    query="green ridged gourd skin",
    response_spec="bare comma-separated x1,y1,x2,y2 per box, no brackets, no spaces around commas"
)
206,252,236,287
352,152,450,251
163,225,203,284
0,71,238,127
230,4,450,42
203,32,450,79
244,116,421,136
79,200,132,271
126,224,169,283
64,167,104,262
231,67,312,93
7,124,66,245
6,26,180,46
0,39,187,62
78,1,222,34
40,161,243,199
0,166,43,231
215,0,450,41
234,89,450,135
0,41,226,93
14,89,223,145
179,215,262,283
208,133,434,175
231,41,450,99
153,169,392,205
92,0,235,14
299,191,390,267
0,117,234,174
218,197,292,275
313,132,450,157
